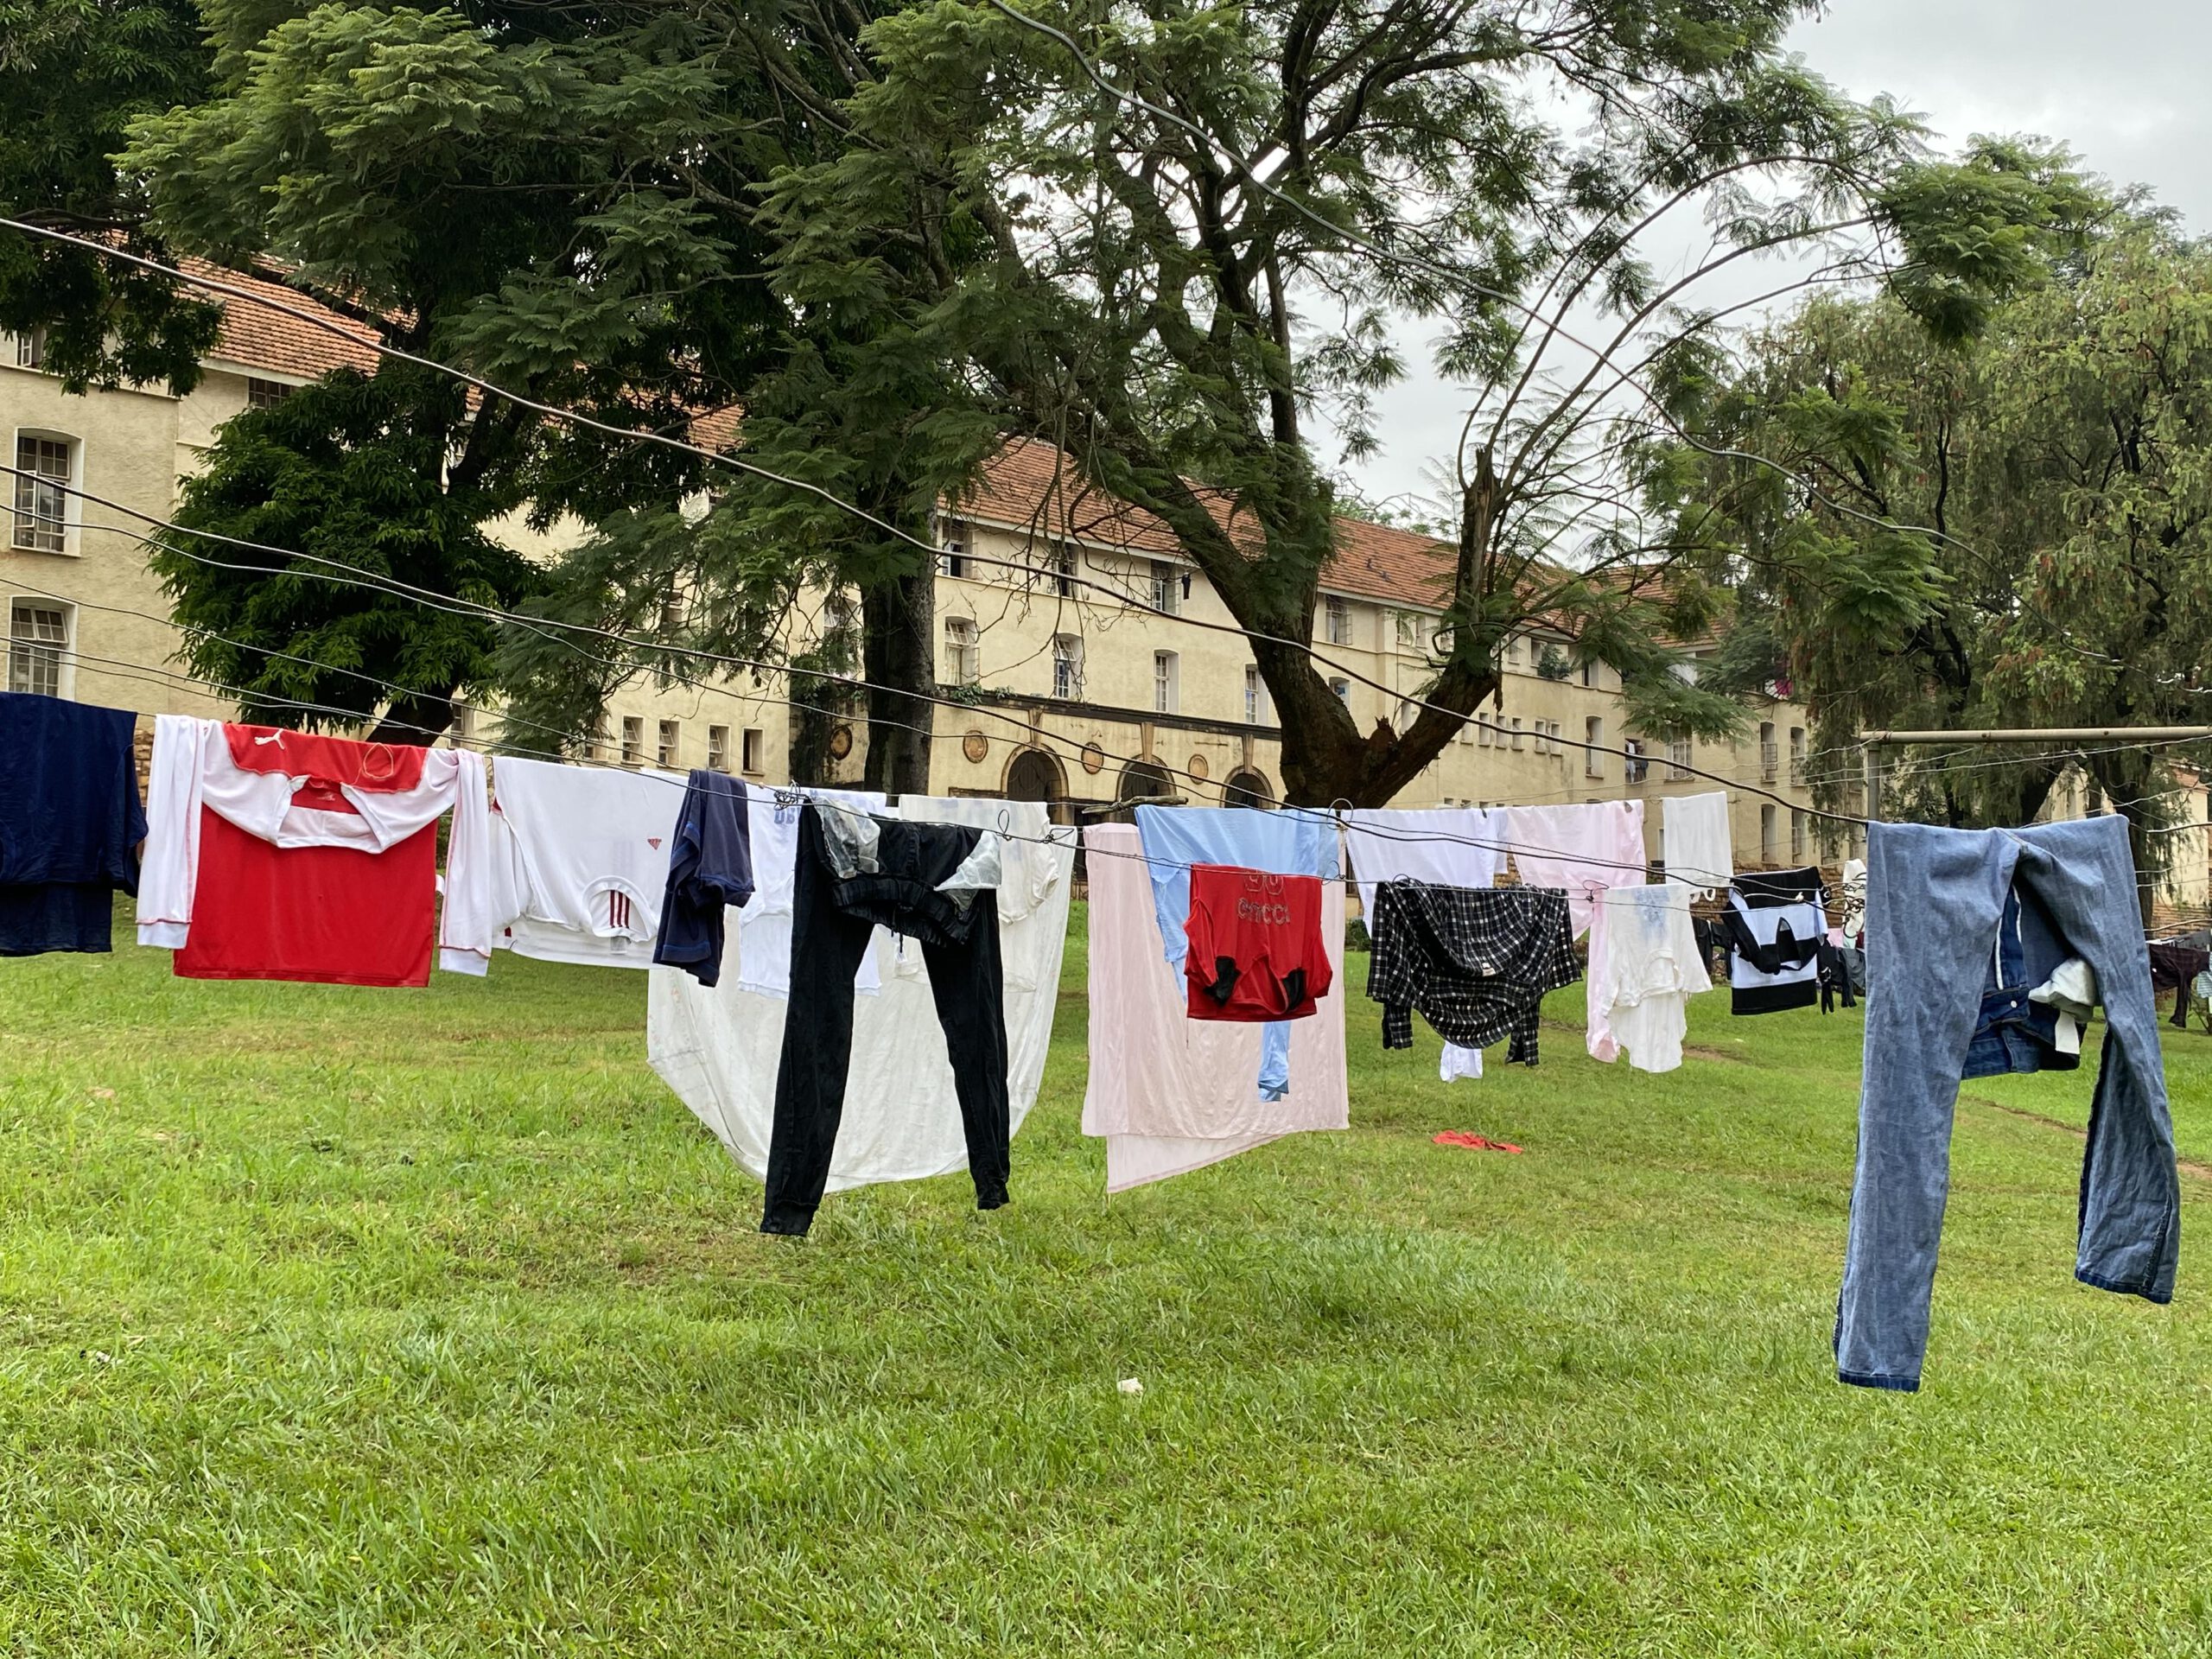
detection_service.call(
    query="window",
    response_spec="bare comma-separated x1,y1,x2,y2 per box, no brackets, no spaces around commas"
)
1029,548,1076,596
1586,717,1605,779
1789,726,1807,785
1395,612,1418,648
1505,636,1522,667
7,601,67,696
620,716,644,766
1052,633,1084,700
1148,560,1180,615
741,727,765,775
14,329,47,370
1510,717,1525,751
1580,659,1599,689
1760,804,1778,865
1758,721,1778,782
937,540,967,580
1478,715,1493,747
1396,699,1419,732
657,719,680,768
1790,808,1808,863
944,616,980,686
1324,595,1351,645
1243,665,1270,725
11,435,72,552
246,377,292,410
1153,650,1179,715
1624,739,1649,785
707,725,729,772
1667,737,1693,780
1329,677,1351,704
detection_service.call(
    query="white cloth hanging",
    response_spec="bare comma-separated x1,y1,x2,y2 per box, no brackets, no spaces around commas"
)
1081,822,1348,1191
486,755,684,967
733,781,886,996
1662,791,1733,896
1344,805,1503,1083
1587,883,1712,1072
646,797,1075,1192
1498,800,1646,938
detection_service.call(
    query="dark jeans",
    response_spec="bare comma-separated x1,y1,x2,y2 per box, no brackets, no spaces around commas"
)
762,808,1011,1236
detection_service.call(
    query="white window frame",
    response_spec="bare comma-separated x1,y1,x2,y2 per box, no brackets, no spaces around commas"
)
620,715,645,766
1667,737,1693,780
1586,717,1605,778
7,597,72,697
1395,612,1418,648
657,718,680,768
707,724,729,772
1324,595,1351,645
1329,677,1351,704
1243,664,1271,726
1052,633,1084,700
944,616,980,686
1153,650,1179,715
13,329,47,371
1148,560,1180,615
741,727,766,776
1510,717,1525,751
10,431,79,555
937,539,967,580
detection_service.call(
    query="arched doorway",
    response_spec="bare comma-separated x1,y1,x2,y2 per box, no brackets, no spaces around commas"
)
1223,767,1276,809
1004,746,1071,825
1113,759,1174,821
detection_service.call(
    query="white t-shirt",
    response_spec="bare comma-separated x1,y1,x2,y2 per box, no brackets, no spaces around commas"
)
487,756,685,968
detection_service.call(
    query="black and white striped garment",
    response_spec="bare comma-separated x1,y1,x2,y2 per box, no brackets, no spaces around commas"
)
1723,867,1827,1015
1365,880,1580,1065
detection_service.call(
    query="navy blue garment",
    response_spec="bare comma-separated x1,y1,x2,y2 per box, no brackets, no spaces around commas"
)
652,770,756,986
1961,888,2079,1079
0,691,146,955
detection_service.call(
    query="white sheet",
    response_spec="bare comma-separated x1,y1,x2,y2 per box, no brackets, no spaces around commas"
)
1081,822,1349,1192
646,797,1075,1192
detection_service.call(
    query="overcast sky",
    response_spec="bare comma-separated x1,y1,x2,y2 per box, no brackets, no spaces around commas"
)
1337,0,2212,512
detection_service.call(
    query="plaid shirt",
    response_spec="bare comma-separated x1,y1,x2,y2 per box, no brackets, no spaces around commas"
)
1365,881,1580,1065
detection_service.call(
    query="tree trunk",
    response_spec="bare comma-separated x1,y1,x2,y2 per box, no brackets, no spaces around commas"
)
366,688,457,747
861,565,937,798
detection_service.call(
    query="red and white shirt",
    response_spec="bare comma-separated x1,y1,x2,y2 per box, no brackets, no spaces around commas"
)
137,716,492,986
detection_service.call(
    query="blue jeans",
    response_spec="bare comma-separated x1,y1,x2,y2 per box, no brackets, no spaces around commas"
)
1836,817,2179,1390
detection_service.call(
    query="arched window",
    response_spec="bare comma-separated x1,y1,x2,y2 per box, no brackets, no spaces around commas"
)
1223,768,1275,810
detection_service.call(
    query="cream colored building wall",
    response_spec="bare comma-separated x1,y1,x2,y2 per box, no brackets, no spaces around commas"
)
918,509,1824,868
1,352,244,720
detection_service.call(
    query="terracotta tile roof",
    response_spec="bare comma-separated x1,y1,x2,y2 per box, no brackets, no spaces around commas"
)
191,259,384,380
950,436,1461,607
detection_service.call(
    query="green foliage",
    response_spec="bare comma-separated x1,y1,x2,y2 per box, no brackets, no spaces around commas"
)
1657,189,2212,876
156,369,543,734
0,0,219,389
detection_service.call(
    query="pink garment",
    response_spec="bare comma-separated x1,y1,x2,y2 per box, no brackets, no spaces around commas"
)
1499,801,1647,939
1081,823,1349,1192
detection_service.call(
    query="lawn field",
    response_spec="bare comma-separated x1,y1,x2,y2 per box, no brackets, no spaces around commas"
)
4,907,2212,1655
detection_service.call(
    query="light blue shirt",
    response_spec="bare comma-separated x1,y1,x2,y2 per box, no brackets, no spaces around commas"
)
1134,805,1339,1100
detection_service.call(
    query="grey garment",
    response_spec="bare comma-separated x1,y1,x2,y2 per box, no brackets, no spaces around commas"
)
1836,817,2180,1392
816,800,1002,912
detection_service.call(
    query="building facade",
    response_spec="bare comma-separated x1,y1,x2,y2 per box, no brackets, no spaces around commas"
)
4,284,1858,885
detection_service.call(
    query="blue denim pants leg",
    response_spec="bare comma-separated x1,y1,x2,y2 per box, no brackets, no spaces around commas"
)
1836,817,2179,1390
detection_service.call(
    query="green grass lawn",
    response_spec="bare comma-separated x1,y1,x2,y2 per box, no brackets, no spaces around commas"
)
4,907,2212,1655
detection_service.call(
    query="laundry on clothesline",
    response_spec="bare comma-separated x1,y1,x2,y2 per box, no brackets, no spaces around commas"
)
1721,867,1826,1016
1586,881,1711,1074
1184,864,1332,1021
1837,815,2178,1393
651,770,758,987
1366,880,1580,1067
1343,804,1503,1082
486,753,684,969
650,796,1075,1227
733,781,886,998
1661,791,1733,897
0,691,146,957
137,715,491,987
1082,819,1348,1192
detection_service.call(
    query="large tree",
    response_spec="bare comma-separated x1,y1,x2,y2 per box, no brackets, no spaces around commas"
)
737,0,2061,805
1649,173,2212,904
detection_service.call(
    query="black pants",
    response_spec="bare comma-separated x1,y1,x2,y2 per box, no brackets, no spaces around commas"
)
762,810,1011,1236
